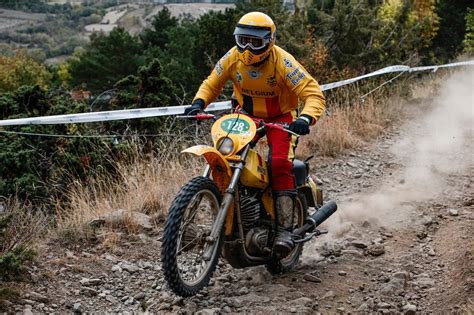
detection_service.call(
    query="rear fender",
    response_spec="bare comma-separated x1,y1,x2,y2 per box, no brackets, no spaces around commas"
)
297,177,322,208
182,145,234,235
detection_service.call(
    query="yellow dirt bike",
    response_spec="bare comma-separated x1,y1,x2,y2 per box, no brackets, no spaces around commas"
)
161,112,337,297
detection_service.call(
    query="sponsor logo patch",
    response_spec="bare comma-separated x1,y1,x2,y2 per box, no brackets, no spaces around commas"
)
247,69,262,79
266,75,277,87
241,88,276,97
284,58,294,68
236,71,243,84
287,67,305,86
215,61,224,76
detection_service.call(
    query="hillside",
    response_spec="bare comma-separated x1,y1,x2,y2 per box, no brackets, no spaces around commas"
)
0,2,234,64
1,69,473,313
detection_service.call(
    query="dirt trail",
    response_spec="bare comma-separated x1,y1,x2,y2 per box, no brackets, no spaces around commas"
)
2,69,473,313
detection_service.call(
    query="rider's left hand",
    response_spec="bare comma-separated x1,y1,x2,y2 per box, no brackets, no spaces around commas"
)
184,99,205,116
288,115,311,135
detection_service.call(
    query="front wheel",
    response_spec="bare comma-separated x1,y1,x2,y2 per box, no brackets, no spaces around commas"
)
161,176,223,296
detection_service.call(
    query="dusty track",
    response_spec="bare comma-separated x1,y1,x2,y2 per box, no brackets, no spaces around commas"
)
2,69,473,313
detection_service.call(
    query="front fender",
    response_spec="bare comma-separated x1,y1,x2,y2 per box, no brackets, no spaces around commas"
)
182,145,234,236
182,145,232,193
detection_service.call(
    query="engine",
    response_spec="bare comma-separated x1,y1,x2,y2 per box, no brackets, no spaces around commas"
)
240,189,271,256
240,189,261,230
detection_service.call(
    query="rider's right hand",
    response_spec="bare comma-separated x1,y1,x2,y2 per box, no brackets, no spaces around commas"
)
184,99,205,116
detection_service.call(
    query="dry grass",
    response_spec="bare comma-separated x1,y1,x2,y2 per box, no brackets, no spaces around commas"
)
0,198,47,254
54,152,204,244
297,85,403,158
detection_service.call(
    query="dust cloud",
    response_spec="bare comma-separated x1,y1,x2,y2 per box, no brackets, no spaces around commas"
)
318,68,473,239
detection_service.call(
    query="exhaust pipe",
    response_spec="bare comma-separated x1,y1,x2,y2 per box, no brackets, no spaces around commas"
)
294,201,338,236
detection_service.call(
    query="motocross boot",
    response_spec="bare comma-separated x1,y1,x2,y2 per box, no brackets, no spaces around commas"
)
273,190,296,259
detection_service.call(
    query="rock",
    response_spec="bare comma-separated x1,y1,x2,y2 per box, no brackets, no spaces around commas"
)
422,216,434,226
338,270,347,276
414,278,435,289
105,295,118,303
80,287,98,297
373,237,384,244
247,268,272,285
292,297,312,307
29,292,49,303
448,209,459,216
111,264,122,272
367,244,385,256
238,287,249,295
354,174,362,179
378,302,392,309
134,292,145,300
357,303,369,312
79,278,102,286
402,303,417,314
72,303,82,313
351,240,369,249
303,274,322,283
90,209,153,231
336,307,345,312
428,249,436,256
341,249,364,258
320,242,343,257
347,161,358,168
380,271,408,295
121,263,139,273
196,308,220,315
103,254,119,262
321,291,335,300
23,306,34,315
158,303,171,311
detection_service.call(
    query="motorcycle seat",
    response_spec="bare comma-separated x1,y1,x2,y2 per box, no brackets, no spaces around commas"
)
293,159,307,186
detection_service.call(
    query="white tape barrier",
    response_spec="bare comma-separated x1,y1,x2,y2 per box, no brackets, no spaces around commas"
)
0,60,473,127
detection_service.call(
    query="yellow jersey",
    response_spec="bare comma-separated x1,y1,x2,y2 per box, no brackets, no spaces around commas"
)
193,45,325,123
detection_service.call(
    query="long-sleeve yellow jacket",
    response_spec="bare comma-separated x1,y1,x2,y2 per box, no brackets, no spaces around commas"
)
193,45,325,123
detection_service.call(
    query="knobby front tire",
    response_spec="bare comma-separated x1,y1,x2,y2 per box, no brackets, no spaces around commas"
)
161,176,223,297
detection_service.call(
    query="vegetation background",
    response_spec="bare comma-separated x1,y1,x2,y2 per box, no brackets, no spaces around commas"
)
0,0,472,281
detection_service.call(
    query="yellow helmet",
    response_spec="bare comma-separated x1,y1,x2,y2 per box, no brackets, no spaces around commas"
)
233,12,276,66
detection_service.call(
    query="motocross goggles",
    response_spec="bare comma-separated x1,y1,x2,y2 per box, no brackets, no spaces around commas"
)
235,35,272,51
234,24,273,51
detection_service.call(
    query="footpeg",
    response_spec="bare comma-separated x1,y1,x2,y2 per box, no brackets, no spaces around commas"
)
293,229,327,244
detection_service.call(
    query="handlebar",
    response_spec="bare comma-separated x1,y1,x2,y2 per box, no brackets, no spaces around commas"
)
178,113,216,121
178,112,300,137
252,118,300,138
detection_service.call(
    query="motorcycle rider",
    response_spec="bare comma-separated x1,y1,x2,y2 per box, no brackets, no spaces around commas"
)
185,11,326,258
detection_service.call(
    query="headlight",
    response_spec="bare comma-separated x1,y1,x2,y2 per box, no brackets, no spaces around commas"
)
217,137,234,155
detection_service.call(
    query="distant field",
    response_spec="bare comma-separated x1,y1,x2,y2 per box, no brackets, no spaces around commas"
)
0,8,46,31
0,3,234,63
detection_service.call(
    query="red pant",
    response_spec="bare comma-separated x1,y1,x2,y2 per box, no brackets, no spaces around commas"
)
264,112,297,191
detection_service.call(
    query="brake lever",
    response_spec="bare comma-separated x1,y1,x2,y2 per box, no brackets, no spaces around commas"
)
283,128,300,138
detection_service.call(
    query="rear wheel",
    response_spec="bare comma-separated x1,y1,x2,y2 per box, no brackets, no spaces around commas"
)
161,176,223,296
266,193,308,274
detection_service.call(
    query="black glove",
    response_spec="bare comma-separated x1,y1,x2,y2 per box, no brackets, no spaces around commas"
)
288,115,311,135
184,99,205,116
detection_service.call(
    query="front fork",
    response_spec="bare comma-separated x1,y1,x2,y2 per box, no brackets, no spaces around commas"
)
202,145,250,260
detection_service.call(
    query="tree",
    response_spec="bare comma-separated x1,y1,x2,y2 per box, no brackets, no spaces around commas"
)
0,53,52,93
429,0,471,62
140,7,179,50
68,28,144,94
464,8,474,55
